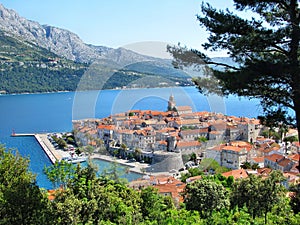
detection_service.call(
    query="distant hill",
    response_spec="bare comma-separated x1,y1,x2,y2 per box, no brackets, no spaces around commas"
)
0,31,86,94
0,4,157,65
0,4,232,94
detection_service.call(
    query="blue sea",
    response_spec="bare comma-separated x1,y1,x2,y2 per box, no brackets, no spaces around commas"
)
0,87,262,189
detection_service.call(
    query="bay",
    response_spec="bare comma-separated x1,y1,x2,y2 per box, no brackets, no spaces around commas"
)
0,86,262,189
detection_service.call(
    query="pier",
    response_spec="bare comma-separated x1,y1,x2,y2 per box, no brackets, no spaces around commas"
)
11,133,35,137
12,133,61,164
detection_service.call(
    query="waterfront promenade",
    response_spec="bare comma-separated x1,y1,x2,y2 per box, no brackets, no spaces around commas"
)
35,134,62,163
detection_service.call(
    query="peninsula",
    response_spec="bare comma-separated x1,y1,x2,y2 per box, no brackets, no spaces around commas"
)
73,95,300,174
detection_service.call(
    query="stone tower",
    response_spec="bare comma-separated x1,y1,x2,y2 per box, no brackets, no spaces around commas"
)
168,94,176,111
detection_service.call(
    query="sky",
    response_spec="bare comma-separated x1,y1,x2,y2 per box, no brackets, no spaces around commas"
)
0,0,242,58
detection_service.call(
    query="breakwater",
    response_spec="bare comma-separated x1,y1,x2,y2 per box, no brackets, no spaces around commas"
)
12,133,60,164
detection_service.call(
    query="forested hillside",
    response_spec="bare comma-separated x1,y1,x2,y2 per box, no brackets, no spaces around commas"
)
0,31,193,93
0,31,87,94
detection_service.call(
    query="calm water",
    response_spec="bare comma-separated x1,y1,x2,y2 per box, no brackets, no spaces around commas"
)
0,87,262,189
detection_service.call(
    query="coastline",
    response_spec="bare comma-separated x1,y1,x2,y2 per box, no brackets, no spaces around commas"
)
0,85,195,97
12,132,168,176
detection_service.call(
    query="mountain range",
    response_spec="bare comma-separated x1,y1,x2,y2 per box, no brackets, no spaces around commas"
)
0,4,229,94
0,4,160,65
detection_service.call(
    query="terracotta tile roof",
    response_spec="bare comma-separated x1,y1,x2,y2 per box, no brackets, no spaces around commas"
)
222,145,247,152
180,128,207,135
257,167,273,176
88,141,97,146
252,157,264,163
177,141,201,148
230,141,252,148
180,119,201,125
209,144,225,151
153,176,186,202
180,113,199,118
222,169,248,179
97,125,115,130
264,153,284,163
129,110,141,113
277,158,292,167
260,146,280,153
249,119,260,125
119,129,134,134
288,154,300,162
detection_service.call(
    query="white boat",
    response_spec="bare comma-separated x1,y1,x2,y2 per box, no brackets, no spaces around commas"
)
61,153,88,164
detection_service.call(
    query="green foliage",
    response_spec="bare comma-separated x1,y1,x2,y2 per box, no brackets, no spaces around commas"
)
202,174,234,189
197,136,208,143
159,209,204,225
0,31,86,94
44,160,76,189
0,145,52,224
284,135,298,143
140,187,175,222
290,185,300,214
231,171,286,223
241,161,260,170
199,158,230,174
184,179,230,217
168,0,300,137
2,144,300,224
52,135,68,149
180,167,203,182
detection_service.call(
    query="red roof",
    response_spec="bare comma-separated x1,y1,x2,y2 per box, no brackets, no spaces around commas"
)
264,153,284,163
177,141,201,148
222,169,248,179
97,125,115,130
222,145,246,152
277,158,292,167
288,154,300,162
252,157,264,163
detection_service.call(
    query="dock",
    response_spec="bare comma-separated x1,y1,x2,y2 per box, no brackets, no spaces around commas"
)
12,133,61,164
11,133,35,137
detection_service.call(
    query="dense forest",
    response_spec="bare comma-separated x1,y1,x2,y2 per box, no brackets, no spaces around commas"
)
1,145,300,225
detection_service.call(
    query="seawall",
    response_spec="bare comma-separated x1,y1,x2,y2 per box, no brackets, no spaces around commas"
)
12,133,60,164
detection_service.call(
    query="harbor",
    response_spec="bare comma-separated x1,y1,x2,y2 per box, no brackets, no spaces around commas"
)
12,133,60,164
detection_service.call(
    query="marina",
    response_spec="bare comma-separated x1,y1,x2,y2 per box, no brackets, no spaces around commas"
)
12,133,60,164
